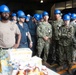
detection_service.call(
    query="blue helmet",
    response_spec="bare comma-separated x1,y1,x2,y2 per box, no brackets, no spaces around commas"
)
68,13,71,16
54,9,61,14
33,14,40,21
71,13,76,19
25,16,30,21
42,11,49,17
17,10,26,18
0,5,10,13
12,13,16,17
39,14,43,20
63,14,70,20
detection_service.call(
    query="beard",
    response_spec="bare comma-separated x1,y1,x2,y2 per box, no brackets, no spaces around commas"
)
1,15,9,20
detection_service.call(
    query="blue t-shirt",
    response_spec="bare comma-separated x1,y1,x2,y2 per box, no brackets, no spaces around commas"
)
17,23,29,44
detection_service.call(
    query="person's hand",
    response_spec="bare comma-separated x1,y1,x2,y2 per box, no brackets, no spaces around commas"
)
13,43,19,48
43,36,49,41
29,42,33,48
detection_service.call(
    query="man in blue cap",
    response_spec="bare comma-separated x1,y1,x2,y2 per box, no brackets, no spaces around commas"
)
70,13,76,64
16,10,33,48
52,9,64,64
27,13,40,56
11,13,17,23
37,11,52,63
0,5,21,49
57,14,74,73
25,16,30,23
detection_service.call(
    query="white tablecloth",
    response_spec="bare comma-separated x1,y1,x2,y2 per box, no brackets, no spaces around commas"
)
0,68,60,75
47,68,60,75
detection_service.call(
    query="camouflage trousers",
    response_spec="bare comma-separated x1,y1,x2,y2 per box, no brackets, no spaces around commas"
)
37,39,50,62
58,45,73,68
72,43,76,61
73,50,76,61
53,40,59,63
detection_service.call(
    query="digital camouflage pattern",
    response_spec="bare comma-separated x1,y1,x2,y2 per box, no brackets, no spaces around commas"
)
70,21,76,61
58,24,74,67
52,19,64,40
51,19,64,63
37,22,52,61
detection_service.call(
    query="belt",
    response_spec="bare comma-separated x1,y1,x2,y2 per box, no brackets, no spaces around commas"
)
21,42,27,44
0,48,10,50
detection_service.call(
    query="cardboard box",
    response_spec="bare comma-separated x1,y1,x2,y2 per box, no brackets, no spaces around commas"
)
30,56,42,67
7,48,32,62
0,61,2,72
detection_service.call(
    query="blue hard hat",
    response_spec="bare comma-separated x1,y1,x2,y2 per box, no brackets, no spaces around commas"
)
25,16,30,21
39,14,43,20
12,13,16,17
54,9,61,14
0,4,10,13
71,13,76,19
17,10,26,18
33,14,40,21
63,14,70,20
68,13,71,16
42,11,49,17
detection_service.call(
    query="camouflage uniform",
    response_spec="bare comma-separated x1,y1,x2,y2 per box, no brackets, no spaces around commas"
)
37,22,52,61
70,21,76,61
58,24,74,68
52,19,63,63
